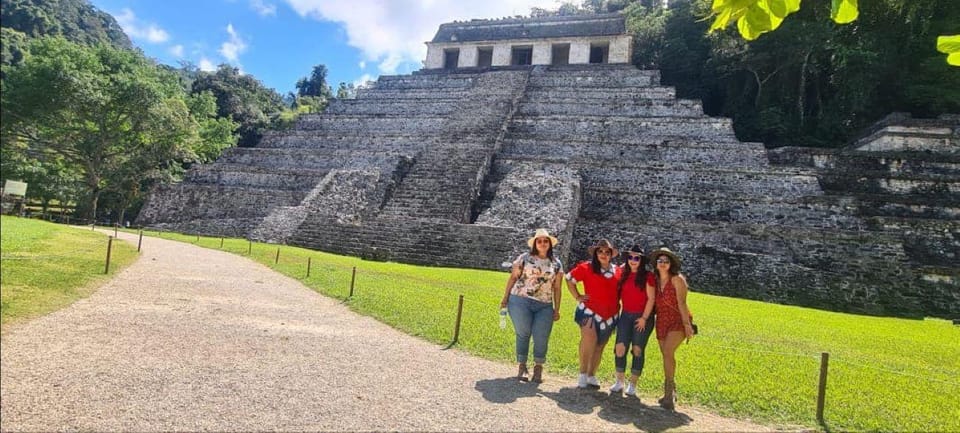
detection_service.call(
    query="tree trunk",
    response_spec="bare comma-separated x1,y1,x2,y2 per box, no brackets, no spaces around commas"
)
798,50,812,127
89,188,100,223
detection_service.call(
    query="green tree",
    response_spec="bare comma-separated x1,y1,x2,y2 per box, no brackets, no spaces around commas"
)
186,90,239,163
335,82,357,99
295,64,333,99
1,37,199,220
191,64,286,147
289,95,327,114
0,0,132,50
0,28,30,72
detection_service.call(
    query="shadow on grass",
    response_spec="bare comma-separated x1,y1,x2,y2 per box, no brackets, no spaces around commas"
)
474,377,543,403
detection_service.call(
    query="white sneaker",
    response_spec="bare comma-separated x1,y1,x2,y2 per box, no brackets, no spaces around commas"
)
625,383,637,396
577,373,589,389
586,376,601,388
610,380,625,393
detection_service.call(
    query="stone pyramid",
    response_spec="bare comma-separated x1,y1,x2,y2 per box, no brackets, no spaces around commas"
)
139,65,958,318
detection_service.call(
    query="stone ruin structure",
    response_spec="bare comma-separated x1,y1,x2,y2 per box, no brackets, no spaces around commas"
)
425,14,632,69
138,14,959,319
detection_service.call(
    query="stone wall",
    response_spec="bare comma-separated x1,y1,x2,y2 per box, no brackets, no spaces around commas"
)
475,162,582,263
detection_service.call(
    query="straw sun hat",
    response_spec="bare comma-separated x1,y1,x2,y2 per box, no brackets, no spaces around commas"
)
648,247,682,270
526,228,559,248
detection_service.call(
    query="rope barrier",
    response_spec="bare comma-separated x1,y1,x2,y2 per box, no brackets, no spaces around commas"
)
831,358,960,387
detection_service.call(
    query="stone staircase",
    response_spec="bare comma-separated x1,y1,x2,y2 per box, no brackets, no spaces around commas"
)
767,114,959,315
285,69,534,265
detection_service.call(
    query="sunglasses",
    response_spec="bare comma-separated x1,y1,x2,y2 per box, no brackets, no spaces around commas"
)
656,258,671,264
627,254,643,262
535,238,552,244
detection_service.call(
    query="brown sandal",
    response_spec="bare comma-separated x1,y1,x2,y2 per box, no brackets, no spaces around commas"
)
517,364,529,381
531,365,543,383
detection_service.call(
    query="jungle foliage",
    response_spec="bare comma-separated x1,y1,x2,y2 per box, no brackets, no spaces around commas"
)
609,0,960,147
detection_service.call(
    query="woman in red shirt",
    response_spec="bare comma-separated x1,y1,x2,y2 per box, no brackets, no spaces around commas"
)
610,244,656,397
565,239,621,389
650,247,694,411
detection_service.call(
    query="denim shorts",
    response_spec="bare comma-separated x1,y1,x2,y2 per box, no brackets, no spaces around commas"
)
574,303,617,343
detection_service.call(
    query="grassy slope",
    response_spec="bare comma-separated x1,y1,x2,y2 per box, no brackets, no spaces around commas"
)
0,216,138,331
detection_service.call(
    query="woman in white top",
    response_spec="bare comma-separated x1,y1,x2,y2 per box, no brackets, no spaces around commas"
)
499,229,563,384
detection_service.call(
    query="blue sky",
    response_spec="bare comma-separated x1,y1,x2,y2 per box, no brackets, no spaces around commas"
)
88,0,560,95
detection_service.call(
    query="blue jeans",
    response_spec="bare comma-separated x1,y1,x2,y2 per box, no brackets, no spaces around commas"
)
614,311,655,375
508,294,555,364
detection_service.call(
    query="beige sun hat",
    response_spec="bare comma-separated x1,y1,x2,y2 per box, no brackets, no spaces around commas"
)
527,228,559,248
649,247,682,270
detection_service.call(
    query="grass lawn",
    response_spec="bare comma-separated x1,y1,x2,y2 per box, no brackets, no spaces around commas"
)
46,227,960,431
0,216,138,331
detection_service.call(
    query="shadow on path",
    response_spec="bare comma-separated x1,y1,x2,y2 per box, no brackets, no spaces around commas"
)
474,377,543,403
600,393,693,432
533,387,692,431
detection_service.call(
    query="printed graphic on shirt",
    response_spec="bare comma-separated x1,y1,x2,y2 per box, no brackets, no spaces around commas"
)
511,254,562,304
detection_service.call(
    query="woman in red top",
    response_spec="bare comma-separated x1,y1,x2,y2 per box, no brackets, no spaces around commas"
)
565,239,621,389
650,247,694,411
610,244,656,397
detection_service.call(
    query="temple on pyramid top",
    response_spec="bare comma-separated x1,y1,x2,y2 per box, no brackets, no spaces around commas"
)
424,13,631,69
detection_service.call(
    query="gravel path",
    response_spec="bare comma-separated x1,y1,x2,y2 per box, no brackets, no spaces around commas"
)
1,229,783,432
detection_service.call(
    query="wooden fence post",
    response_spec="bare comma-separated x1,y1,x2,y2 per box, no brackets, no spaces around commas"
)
104,236,113,274
307,257,312,278
275,247,280,264
349,267,356,297
137,230,143,252
817,352,830,424
248,240,252,255
452,294,465,344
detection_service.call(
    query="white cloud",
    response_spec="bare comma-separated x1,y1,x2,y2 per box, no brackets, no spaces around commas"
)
250,0,278,16
169,44,185,58
115,8,170,44
358,60,366,70
199,57,217,72
219,24,249,64
283,0,557,74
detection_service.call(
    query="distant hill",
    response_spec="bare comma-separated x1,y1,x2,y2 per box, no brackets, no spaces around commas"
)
1,0,132,66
